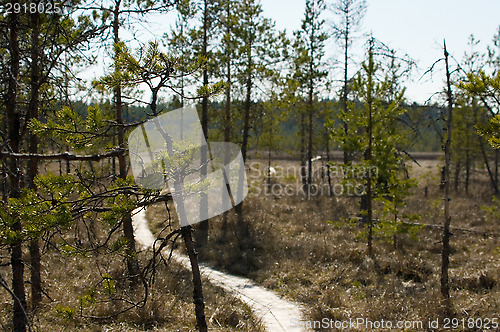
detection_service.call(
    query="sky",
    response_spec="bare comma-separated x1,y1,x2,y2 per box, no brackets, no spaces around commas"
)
84,0,500,105
259,0,500,103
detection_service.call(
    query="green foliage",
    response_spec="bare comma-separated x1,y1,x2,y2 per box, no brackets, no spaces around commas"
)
35,174,79,200
149,140,214,197
60,244,84,257
459,37,500,150
375,215,423,243
0,208,20,244
482,113,500,148
101,177,137,227
329,48,418,242
196,80,226,99
483,196,500,222
256,92,287,156
111,237,130,253
78,289,97,310
456,32,500,197
55,305,75,321
459,70,500,106
290,0,328,95
29,105,112,150
98,40,224,103
0,174,75,244
101,273,117,295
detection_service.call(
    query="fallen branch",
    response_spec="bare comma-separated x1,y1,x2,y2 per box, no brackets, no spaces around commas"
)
402,221,500,237
0,149,125,161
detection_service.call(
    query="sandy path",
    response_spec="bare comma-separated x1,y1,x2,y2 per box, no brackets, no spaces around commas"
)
132,208,307,332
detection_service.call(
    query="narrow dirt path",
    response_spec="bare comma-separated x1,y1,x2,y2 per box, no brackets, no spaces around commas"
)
132,208,307,332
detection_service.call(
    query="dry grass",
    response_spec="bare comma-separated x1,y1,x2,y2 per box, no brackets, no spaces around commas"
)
145,158,500,332
0,159,264,331
0,215,265,331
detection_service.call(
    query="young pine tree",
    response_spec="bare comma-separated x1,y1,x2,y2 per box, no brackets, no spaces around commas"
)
330,45,416,255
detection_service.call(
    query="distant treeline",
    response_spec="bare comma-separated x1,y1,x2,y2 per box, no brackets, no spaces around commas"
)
69,98,444,153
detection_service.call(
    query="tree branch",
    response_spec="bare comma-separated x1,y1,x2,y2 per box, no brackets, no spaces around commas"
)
0,149,126,161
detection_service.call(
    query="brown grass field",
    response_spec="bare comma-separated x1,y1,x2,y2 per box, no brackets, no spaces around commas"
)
147,157,500,331
0,159,265,332
2,156,499,331
1,251,264,331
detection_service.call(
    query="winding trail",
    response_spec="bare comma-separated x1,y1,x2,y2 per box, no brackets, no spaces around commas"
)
132,208,307,332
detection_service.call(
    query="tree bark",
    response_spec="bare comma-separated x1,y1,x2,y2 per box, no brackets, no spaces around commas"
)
197,0,210,248
113,1,140,280
29,240,41,311
365,49,374,256
300,111,306,188
166,128,207,331
151,87,208,332
221,0,232,238
307,68,314,199
235,32,252,232
495,149,499,190
7,4,27,331
475,114,498,194
324,124,333,196
182,226,208,332
342,9,350,165
306,23,315,199
465,145,470,194
441,41,453,312
28,9,42,311
454,160,460,192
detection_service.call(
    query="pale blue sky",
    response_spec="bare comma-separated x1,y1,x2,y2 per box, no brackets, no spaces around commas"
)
261,0,500,102
84,0,500,104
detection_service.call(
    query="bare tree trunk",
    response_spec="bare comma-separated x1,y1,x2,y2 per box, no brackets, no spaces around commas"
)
149,84,208,331
306,30,316,199
222,1,232,238
476,120,498,194
441,41,453,312
146,69,208,331
235,45,252,235
465,147,470,194
2,164,7,202
365,49,374,256
307,82,314,199
197,0,210,248
454,160,460,192
28,9,42,311
28,240,41,310
182,226,208,332
300,111,306,189
113,2,140,279
7,4,27,331
342,23,350,165
495,149,499,189
267,146,272,193
12,227,26,332
241,48,252,164
324,125,333,196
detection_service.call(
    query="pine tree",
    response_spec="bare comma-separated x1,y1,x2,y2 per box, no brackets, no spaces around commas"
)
231,0,284,228
103,40,223,332
459,30,500,194
0,4,99,329
180,0,219,247
293,0,328,197
330,42,416,255
88,0,177,280
330,0,367,164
